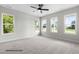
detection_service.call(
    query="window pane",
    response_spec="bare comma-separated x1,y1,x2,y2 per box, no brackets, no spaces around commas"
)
3,14,14,34
50,17,58,32
64,15,76,34
3,25,14,33
3,15,13,25
42,20,47,32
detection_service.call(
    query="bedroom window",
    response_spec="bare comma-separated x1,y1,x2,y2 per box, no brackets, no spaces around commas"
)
42,20,47,32
64,13,76,34
2,14,15,34
50,17,58,32
34,20,40,33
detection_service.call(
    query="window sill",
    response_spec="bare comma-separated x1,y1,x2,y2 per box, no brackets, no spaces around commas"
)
64,32,77,35
2,32,15,36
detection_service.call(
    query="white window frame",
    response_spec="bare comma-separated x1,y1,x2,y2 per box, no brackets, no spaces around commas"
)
50,17,58,33
41,19,47,32
64,13,77,34
1,13,15,35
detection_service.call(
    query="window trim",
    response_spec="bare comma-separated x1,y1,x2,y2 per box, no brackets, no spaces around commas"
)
50,17,58,33
1,13,15,35
64,13,77,35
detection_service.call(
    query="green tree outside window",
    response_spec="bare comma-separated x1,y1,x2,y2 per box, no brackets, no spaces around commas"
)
3,15,14,33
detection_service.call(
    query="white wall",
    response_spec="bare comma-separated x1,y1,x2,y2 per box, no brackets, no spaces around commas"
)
41,6,79,43
0,6,39,43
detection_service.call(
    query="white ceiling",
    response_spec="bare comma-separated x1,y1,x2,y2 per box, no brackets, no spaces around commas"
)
0,4,78,17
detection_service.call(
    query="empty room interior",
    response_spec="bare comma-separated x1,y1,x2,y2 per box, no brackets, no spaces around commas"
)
0,4,79,54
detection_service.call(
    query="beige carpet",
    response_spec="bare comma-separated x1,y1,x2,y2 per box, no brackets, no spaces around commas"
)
0,36,79,54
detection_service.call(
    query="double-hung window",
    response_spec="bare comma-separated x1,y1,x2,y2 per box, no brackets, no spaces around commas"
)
64,13,77,34
42,20,47,32
34,20,40,33
50,17,58,32
2,13,15,34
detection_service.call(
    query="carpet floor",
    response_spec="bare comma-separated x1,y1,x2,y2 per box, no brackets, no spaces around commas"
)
0,36,79,54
